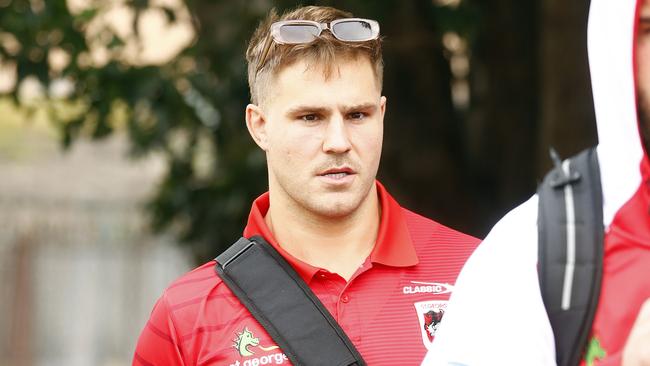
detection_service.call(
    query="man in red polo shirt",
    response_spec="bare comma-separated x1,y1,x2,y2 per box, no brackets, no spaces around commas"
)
133,5,479,365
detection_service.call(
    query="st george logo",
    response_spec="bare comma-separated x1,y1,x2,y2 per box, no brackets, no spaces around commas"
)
422,309,445,342
233,327,279,357
413,301,448,350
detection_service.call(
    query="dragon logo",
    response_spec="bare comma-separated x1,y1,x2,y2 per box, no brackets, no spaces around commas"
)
233,327,280,357
413,300,448,350
423,309,445,341
234,327,259,357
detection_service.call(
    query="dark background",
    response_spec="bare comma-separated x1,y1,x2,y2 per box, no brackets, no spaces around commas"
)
0,0,596,263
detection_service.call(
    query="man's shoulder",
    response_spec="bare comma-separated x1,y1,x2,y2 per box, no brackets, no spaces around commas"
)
160,260,230,310
448,194,540,291
154,260,249,335
401,207,480,248
138,260,266,364
478,194,539,257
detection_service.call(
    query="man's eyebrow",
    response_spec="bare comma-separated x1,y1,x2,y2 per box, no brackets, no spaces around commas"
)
341,103,378,114
285,105,330,116
285,103,378,116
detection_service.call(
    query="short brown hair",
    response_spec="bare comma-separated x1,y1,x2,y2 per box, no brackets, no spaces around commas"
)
246,6,384,105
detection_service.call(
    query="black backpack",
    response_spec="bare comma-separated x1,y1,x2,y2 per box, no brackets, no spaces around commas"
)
537,147,605,366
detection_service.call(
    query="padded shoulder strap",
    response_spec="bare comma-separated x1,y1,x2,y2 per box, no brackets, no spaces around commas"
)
215,236,366,366
538,147,604,366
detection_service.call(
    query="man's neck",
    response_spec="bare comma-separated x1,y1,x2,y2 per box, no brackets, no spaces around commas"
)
265,186,381,281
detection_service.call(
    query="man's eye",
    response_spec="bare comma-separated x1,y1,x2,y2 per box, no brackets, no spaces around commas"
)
300,114,319,122
349,112,366,120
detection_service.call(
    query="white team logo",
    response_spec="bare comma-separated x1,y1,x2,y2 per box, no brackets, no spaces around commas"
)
413,300,448,350
403,281,454,295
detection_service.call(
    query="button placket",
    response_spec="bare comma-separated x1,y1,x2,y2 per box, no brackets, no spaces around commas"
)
336,284,361,343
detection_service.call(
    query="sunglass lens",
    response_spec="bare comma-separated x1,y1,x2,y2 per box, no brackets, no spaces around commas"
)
278,24,320,43
332,20,374,41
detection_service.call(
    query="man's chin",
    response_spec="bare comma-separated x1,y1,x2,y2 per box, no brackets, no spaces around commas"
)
309,197,360,219
287,178,376,218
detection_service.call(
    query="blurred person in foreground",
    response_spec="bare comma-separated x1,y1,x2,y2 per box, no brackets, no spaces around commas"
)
422,0,650,365
133,5,479,365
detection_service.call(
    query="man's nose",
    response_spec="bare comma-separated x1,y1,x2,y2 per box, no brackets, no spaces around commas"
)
322,115,352,154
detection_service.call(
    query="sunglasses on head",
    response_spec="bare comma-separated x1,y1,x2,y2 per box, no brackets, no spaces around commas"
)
255,18,380,76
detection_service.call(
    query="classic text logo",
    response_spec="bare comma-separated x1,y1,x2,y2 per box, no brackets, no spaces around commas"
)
402,281,454,295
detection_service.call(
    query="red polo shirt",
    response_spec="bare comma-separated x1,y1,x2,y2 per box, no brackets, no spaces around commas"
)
133,182,479,366
580,158,650,366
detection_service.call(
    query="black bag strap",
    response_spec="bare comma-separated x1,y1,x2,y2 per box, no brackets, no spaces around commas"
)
537,147,604,366
215,236,366,366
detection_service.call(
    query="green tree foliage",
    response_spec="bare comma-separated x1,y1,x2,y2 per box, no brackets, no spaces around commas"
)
1,0,594,263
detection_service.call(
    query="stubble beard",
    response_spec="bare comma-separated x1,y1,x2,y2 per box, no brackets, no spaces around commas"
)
298,172,373,220
271,156,376,221
638,89,650,156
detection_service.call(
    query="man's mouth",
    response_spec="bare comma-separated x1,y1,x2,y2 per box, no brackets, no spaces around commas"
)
319,167,355,179
324,172,349,179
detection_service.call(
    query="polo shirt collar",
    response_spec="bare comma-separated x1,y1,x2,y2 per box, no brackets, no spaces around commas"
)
371,181,419,267
242,181,419,283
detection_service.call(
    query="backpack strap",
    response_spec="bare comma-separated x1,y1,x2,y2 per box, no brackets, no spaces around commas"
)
215,236,366,366
538,147,604,366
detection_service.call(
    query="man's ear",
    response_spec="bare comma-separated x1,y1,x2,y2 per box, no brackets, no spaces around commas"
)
380,96,387,120
245,104,269,151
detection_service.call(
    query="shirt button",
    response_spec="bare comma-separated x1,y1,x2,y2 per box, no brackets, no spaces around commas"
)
341,294,350,303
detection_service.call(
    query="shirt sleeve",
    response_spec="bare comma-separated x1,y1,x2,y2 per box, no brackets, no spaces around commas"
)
133,292,186,366
422,195,557,366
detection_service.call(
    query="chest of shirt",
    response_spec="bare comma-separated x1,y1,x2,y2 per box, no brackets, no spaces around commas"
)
584,230,650,365
180,265,459,366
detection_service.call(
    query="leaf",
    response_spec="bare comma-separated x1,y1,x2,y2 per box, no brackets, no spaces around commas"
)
107,35,125,49
75,8,98,23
